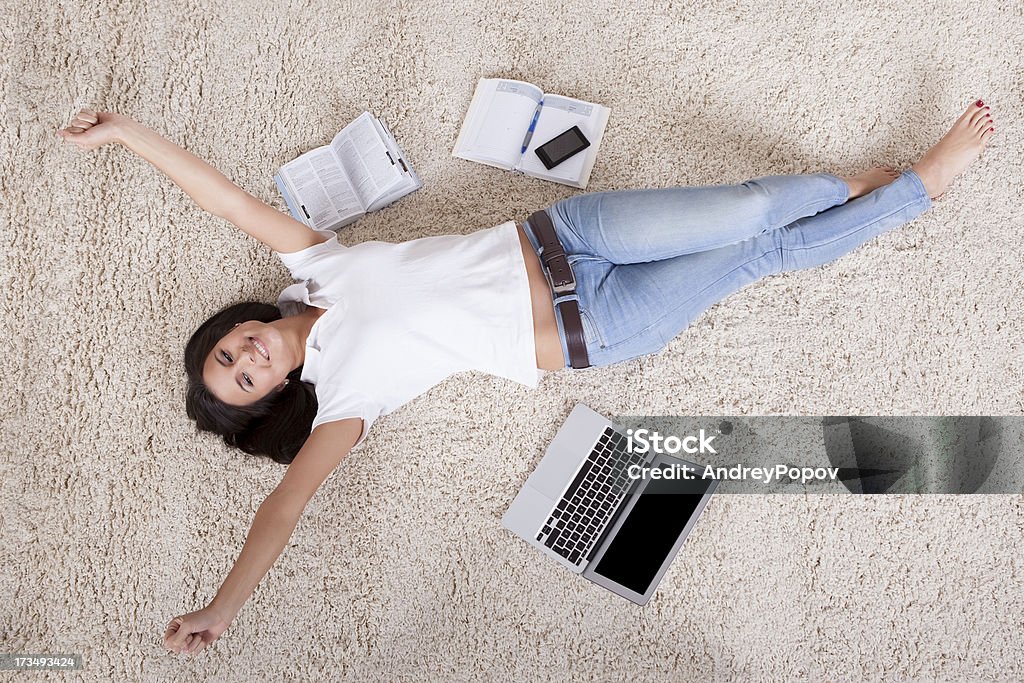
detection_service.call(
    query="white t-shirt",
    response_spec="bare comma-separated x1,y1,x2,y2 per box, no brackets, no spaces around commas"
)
273,221,540,449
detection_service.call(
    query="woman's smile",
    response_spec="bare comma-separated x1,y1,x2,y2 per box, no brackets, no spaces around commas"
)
250,337,271,362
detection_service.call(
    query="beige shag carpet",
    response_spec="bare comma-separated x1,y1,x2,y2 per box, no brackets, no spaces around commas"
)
2,0,1023,680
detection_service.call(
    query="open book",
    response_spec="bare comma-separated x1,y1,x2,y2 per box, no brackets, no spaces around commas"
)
452,78,611,189
274,112,422,231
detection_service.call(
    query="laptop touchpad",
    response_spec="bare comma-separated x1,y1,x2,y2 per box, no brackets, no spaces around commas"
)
530,443,587,500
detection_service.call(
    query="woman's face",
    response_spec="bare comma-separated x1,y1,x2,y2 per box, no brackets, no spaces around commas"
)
202,321,291,406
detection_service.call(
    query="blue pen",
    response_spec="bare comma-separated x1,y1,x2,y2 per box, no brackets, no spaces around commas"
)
521,100,544,154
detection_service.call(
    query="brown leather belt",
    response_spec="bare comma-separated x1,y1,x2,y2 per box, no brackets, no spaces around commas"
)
525,209,591,369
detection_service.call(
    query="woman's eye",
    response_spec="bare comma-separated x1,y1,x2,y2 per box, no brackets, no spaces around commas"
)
222,351,232,362
243,374,253,386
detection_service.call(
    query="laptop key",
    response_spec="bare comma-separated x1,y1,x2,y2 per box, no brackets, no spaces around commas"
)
544,527,562,549
561,458,598,504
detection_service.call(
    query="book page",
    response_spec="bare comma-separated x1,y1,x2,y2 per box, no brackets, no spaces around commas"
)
516,94,606,185
363,117,423,212
372,118,409,175
330,112,404,210
452,78,543,168
280,148,363,230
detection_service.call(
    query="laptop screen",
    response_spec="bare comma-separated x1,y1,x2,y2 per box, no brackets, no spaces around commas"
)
591,467,713,595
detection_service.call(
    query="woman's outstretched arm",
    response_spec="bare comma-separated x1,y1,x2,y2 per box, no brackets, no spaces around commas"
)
58,108,327,254
162,417,364,656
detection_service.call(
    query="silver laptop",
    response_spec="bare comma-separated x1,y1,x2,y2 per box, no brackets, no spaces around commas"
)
502,404,718,605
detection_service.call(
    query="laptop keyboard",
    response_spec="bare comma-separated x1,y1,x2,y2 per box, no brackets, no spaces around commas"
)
535,426,646,566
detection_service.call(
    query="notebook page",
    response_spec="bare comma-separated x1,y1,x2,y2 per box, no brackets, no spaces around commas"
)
516,94,603,184
453,79,543,168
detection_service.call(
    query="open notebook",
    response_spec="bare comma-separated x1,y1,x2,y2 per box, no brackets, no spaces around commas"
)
453,79,611,189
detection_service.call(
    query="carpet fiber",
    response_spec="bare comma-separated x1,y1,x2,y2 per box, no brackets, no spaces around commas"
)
2,0,1023,680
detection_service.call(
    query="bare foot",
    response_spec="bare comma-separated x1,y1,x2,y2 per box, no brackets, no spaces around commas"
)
911,99,996,200
840,166,902,199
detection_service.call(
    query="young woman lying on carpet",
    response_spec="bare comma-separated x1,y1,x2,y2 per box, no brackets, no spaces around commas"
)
58,100,995,655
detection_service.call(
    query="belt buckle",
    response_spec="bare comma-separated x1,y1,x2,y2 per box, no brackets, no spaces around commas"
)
544,258,577,297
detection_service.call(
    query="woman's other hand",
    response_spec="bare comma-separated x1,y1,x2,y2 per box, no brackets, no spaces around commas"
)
56,108,124,150
162,604,232,656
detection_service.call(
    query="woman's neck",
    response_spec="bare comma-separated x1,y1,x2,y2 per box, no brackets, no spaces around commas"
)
282,305,328,368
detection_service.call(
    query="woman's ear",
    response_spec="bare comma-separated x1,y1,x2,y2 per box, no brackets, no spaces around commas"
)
277,379,289,392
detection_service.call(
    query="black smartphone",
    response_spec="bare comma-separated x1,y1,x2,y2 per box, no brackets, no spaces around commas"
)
535,126,591,170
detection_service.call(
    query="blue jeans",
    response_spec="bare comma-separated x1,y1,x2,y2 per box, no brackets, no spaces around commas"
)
522,169,932,369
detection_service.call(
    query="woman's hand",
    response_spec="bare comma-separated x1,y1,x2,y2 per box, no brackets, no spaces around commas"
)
56,108,125,150
162,604,232,656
